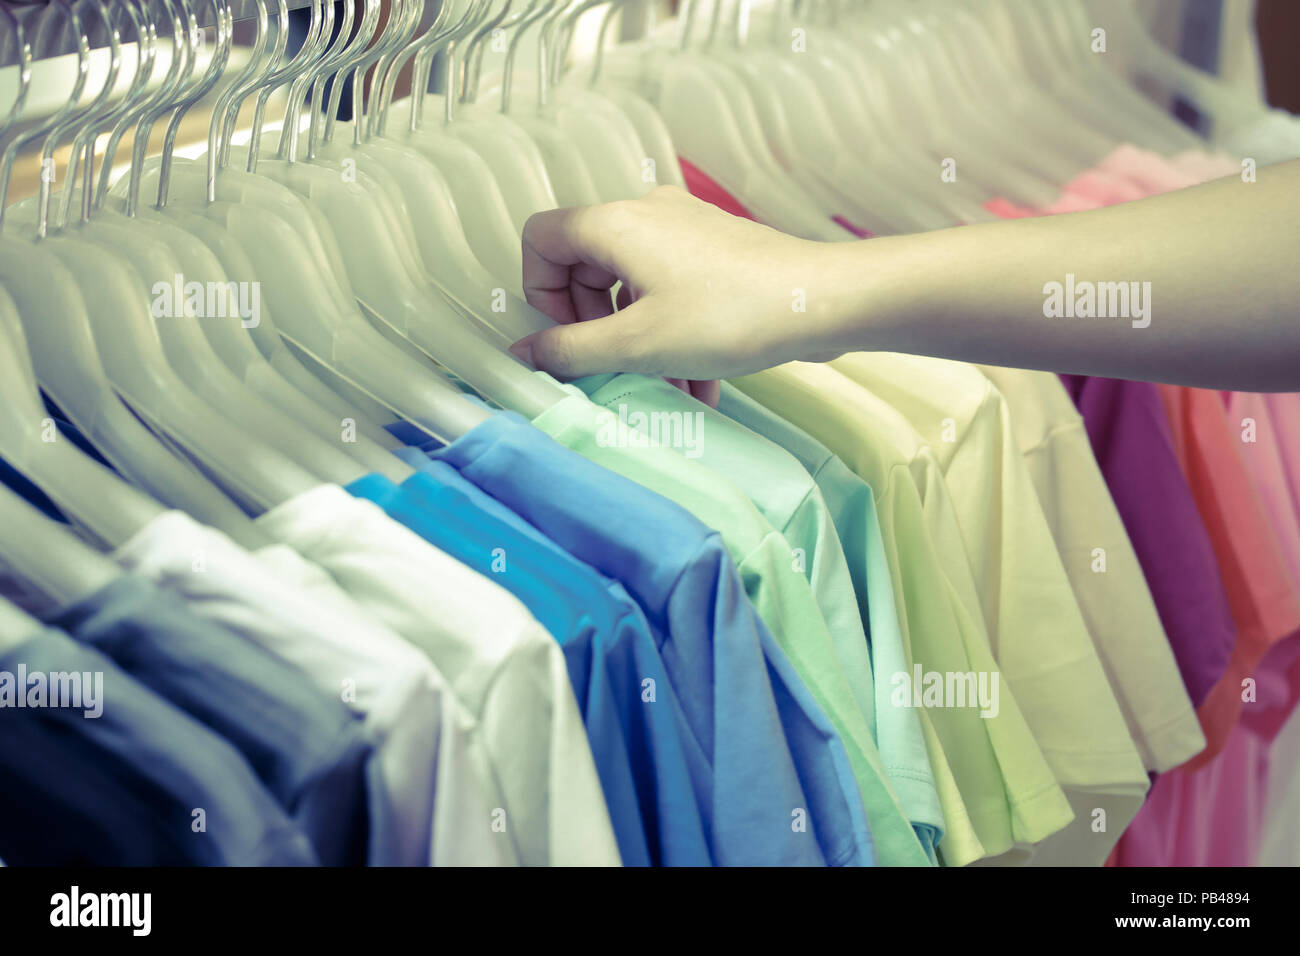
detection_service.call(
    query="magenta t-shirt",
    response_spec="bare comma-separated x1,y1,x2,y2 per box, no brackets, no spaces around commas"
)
1059,375,1236,707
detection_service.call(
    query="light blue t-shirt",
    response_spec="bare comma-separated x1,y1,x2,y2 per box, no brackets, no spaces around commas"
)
347,469,710,867
426,410,875,866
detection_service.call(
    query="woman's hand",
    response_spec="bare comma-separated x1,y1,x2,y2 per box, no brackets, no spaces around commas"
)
511,185,847,405
513,162,1300,395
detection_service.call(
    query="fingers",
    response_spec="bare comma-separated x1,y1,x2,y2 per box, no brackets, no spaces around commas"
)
689,379,722,408
522,205,626,325
615,282,636,312
510,300,654,381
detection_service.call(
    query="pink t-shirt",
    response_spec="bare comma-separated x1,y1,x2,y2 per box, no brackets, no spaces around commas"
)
1157,385,1300,771
1039,188,1103,215
832,215,874,239
1062,168,1147,205
1110,716,1268,866
678,156,760,221
1171,149,1244,182
1097,143,1201,195
1231,392,1300,742
984,197,1037,219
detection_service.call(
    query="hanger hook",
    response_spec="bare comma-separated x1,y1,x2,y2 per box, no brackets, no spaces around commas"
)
125,0,200,216
534,0,580,106
409,0,481,131
441,0,497,125
588,0,627,88
244,0,322,172
63,0,155,228
37,0,121,238
368,0,425,140
462,0,521,106
278,0,347,161
372,0,454,137
286,0,355,159
501,0,560,113
320,0,383,146
156,0,232,208
94,0,186,210
0,0,89,232
209,0,268,184
340,0,413,144
0,4,34,218
550,0,605,90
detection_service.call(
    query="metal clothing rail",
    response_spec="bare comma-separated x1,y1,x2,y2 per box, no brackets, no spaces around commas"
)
7,0,319,62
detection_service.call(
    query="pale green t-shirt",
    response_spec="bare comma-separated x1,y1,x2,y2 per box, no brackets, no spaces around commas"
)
575,373,876,734
716,383,945,861
531,378,930,867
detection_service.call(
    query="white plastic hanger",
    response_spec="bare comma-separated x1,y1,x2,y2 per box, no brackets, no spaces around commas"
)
879,0,1086,185
61,1,375,487
426,0,562,227
595,0,845,238
841,1,1063,207
535,0,662,202
0,267,159,550
0,488,122,616
483,0,604,206
755,0,1029,211
0,1,266,544
302,0,548,339
10,0,322,514
0,46,160,547
1080,0,1266,140
376,2,530,294
940,0,1121,168
145,205,409,452
776,4,996,221
703,0,953,233
189,0,561,419
117,3,493,446
1037,0,1218,148
998,0,1204,154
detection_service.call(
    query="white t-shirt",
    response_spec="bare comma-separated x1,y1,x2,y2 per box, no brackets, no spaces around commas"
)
1262,708,1300,866
114,509,509,866
255,483,622,867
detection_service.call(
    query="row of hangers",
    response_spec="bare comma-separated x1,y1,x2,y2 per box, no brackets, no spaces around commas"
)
0,0,1257,617
595,0,1267,234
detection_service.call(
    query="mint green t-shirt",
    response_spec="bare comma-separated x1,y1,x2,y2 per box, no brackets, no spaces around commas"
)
716,383,944,861
575,373,876,735
532,379,930,867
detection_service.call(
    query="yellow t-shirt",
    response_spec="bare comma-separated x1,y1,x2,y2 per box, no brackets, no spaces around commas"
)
831,354,1153,865
976,365,1204,772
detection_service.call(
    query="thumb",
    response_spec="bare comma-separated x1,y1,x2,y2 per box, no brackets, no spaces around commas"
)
510,304,654,381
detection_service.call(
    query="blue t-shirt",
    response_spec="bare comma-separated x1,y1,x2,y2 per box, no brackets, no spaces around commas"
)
347,469,710,867
424,410,873,866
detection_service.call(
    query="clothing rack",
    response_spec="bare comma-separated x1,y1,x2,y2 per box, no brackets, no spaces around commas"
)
0,0,1296,877
9,0,318,61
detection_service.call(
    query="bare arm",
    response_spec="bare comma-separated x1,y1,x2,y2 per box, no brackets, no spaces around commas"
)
512,159,1300,392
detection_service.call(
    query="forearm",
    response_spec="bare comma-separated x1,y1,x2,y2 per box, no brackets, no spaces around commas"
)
807,160,1300,390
